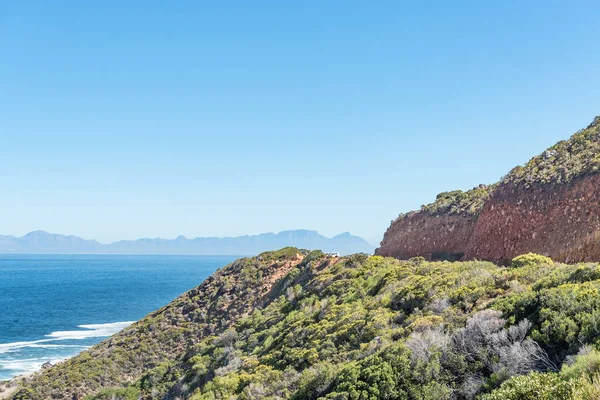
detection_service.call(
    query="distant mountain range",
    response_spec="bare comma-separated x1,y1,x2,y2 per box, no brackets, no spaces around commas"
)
0,230,374,256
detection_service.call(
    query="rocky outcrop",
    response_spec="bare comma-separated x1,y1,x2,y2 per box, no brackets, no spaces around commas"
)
377,211,478,261
377,186,493,261
378,116,600,264
465,174,600,264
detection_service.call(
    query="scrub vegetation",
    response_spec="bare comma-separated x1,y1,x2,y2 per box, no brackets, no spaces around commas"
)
504,116,600,186
395,184,495,222
11,248,600,399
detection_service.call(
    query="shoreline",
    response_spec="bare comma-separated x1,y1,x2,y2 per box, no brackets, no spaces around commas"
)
0,321,135,383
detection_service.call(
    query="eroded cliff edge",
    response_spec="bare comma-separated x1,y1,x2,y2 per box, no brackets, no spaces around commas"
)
377,116,600,264
376,186,492,261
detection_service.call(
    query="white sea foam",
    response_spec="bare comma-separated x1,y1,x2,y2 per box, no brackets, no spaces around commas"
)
0,339,56,354
0,341,89,354
0,357,66,375
0,321,134,355
45,321,135,340
0,321,135,379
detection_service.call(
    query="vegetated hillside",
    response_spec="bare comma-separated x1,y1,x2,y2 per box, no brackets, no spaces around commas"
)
466,116,600,263
378,115,600,263
9,249,600,399
6,248,307,400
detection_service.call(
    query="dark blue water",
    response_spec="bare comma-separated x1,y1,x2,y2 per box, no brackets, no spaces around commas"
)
0,254,237,380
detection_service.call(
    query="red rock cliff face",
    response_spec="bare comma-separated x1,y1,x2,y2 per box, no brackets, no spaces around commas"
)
377,173,600,264
377,174,600,264
377,211,478,260
378,116,600,264
466,174,600,264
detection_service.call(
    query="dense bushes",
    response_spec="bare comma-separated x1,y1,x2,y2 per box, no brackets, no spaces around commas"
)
483,348,600,399
14,250,600,399
128,255,600,399
83,387,140,400
397,185,494,221
481,372,576,400
424,186,493,216
511,253,553,269
504,116,600,186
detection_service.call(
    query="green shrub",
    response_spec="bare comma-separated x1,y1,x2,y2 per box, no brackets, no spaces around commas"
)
305,250,325,263
511,253,553,269
400,185,494,219
503,117,600,186
259,247,303,261
11,388,37,400
530,281,600,356
572,373,600,400
84,387,140,400
481,372,575,400
561,348,600,381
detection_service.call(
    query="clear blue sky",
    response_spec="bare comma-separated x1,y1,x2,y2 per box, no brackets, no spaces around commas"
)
1,1,599,245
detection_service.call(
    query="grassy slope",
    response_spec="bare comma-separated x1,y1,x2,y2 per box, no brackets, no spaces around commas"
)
13,249,600,399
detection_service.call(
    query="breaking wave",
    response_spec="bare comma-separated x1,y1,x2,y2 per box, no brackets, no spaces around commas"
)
0,321,134,380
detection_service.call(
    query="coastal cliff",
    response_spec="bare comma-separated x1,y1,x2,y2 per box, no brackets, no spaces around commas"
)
465,174,600,263
376,186,492,261
378,116,600,264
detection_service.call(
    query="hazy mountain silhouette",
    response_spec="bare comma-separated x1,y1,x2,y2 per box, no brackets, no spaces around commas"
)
0,230,374,255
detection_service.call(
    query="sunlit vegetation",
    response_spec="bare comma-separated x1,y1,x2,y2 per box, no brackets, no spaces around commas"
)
394,184,495,223
510,252,554,269
504,116,600,186
13,250,600,399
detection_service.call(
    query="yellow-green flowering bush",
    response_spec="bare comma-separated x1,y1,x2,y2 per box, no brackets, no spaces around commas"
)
511,253,553,269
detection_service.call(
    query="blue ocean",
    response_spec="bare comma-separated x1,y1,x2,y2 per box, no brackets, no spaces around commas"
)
0,254,238,381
